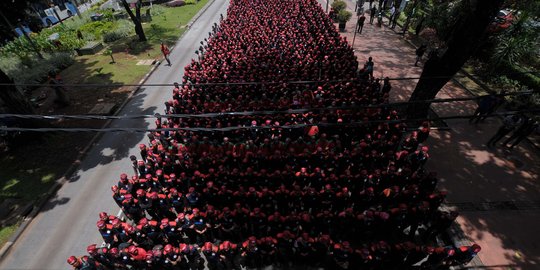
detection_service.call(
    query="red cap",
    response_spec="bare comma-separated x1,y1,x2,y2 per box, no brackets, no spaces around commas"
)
161,218,169,225
136,189,146,197
128,246,138,255
164,244,173,254
139,144,146,149
67,256,78,265
139,218,148,226
148,192,158,200
96,220,106,229
111,219,121,227
99,212,108,220
109,248,119,256
87,244,97,254
204,242,213,250
120,173,128,180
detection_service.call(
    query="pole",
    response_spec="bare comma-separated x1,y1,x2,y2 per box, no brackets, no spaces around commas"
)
326,0,329,13
352,24,358,47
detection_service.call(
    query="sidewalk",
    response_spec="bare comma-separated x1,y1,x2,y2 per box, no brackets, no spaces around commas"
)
339,1,540,269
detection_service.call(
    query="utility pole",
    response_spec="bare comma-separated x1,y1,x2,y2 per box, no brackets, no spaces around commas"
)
326,0,330,13
0,10,44,59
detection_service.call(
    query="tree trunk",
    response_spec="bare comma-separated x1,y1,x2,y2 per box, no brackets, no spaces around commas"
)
0,68,35,115
406,0,504,120
120,0,147,42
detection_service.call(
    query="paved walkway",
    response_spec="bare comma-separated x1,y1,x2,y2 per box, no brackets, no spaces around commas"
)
338,1,540,269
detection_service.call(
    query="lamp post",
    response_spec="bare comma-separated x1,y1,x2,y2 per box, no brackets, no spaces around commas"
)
326,0,329,13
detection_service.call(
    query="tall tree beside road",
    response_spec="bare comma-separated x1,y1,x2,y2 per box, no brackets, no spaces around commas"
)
0,68,35,114
120,0,147,42
406,0,504,120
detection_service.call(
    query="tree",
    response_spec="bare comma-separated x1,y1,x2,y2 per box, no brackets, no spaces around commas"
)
0,0,30,41
0,68,35,115
406,0,504,120
120,0,147,42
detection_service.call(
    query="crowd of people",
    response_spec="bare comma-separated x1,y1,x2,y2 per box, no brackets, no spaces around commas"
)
69,0,481,269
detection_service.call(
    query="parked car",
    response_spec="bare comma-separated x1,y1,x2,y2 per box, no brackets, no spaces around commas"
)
165,0,185,7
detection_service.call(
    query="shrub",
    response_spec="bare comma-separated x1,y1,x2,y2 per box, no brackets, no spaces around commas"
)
0,53,75,92
147,5,166,15
331,0,347,12
185,0,197,5
78,20,115,39
103,20,134,43
336,9,352,23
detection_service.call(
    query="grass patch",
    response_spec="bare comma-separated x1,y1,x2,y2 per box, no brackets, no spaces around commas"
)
0,2,210,207
0,133,92,203
0,224,18,248
60,0,209,85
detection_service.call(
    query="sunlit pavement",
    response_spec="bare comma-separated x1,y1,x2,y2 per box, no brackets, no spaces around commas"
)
336,1,540,269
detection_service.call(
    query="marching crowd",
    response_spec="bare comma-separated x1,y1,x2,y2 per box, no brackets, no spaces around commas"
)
68,0,481,269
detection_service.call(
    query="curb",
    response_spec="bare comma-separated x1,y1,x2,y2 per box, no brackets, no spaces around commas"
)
166,0,217,56
0,0,218,260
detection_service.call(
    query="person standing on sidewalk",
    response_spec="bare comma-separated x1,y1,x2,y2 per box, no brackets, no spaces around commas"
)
364,57,374,80
160,42,171,66
388,5,396,26
414,44,427,66
469,93,497,123
503,118,539,149
486,114,523,147
357,14,366,34
391,10,400,29
370,6,377,24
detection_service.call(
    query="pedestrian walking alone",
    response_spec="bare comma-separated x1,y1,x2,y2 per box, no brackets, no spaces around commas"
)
357,14,366,33
469,93,497,123
370,6,377,24
486,115,522,147
503,118,539,149
161,42,171,66
391,11,400,29
414,44,427,66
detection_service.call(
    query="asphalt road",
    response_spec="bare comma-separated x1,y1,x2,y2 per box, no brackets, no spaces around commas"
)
0,0,228,269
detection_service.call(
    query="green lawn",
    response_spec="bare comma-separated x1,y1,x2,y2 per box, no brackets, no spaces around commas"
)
0,224,17,249
0,1,210,204
0,0,210,248
61,0,209,85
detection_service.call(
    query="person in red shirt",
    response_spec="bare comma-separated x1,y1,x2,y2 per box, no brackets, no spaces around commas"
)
161,42,171,66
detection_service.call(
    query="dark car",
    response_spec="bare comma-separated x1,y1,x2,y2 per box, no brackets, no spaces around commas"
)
165,0,186,7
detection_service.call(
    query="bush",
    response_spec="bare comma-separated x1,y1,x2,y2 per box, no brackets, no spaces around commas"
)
78,20,115,39
331,0,347,12
103,20,134,43
185,0,197,5
0,53,75,92
336,9,352,23
146,5,167,15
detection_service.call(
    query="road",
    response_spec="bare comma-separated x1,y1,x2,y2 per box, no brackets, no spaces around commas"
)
0,0,228,269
